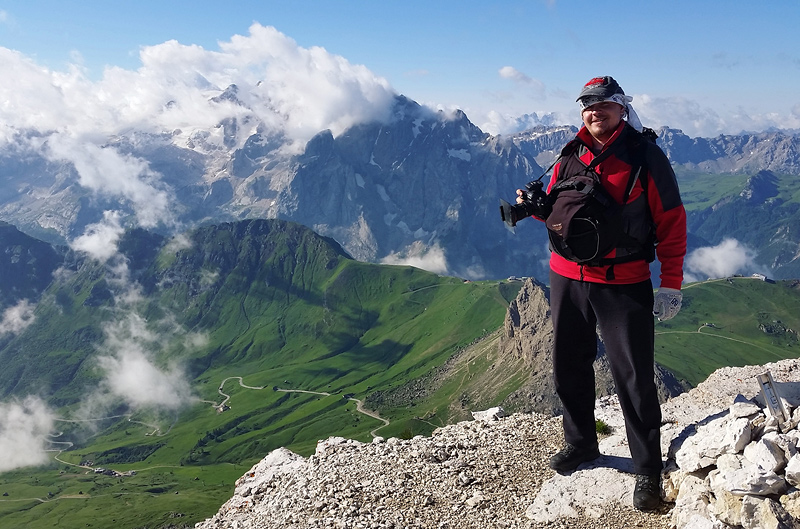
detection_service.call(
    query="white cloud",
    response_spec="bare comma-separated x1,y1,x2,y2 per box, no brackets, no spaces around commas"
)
95,312,194,412
164,233,193,254
684,238,761,282
0,23,396,149
0,23,398,240
0,396,55,472
45,138,174,228
96,348,191,411
381,245,449,276
631,94,800,137
476,86,800,139
0,299,36,335
498,66,546,95
70,211,125,263
65,246,202,423
631,94,726,137
478,109,566,136
479,111,519,136
499,66,531,84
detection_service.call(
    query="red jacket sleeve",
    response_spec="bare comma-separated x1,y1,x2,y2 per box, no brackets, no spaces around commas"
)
643,143,687,289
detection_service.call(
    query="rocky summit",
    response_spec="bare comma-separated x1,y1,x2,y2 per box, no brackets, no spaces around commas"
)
195,358,800,529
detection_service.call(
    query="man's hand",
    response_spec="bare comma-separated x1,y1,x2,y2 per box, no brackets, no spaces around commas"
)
515,187,551,220
653,287,682,321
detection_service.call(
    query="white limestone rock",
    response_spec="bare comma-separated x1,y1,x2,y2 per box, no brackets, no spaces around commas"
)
730,394,762,418
708,487,743,527
785,453,800,487
744,435,788,473
766,431,799,462
740,495,799,529
780,489,800,521
674,415,751,472
671,474,711,529
471,406,506,421
232,447,306,502
662,464,687,503
709,453,787,497
525,467,633,523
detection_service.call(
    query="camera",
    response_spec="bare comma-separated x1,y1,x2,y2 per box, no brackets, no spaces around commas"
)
499,180,551,228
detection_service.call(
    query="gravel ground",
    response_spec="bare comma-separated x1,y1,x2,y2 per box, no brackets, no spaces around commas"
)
196,412,674,529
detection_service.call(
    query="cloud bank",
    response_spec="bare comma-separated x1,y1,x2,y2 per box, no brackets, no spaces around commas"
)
69,211,126,263
91,310,195,416
0,24,396,149
67,242,204,423
484,65,800,138
0,299,36,335
0,396,55,472
381,244,450,276
683,238,763,283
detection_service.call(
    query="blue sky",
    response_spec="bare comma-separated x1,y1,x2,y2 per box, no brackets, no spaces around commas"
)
1,0,799,137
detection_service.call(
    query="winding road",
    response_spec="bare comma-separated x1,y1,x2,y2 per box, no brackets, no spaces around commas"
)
208,377,390,437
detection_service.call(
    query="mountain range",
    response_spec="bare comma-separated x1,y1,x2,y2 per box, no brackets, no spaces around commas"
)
3,90,800,281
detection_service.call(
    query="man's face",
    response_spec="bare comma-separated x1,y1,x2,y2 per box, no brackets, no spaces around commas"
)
581,101,625,143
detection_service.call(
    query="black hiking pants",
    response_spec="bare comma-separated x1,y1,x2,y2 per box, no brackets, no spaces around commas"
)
549,270,662,475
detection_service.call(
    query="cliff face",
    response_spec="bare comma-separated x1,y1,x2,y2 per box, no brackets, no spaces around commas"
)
196,358,800,529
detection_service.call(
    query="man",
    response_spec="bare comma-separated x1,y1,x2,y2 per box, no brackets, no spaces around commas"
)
517,76,686,511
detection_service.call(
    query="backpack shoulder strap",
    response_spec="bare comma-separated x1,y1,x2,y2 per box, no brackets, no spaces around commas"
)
536,138,584,186
621,126,657,203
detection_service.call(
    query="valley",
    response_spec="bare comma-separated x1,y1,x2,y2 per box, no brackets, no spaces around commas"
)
1,155,800,527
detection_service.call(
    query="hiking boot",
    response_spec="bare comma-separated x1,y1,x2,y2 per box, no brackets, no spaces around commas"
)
548,443,601,473
633,474,661,511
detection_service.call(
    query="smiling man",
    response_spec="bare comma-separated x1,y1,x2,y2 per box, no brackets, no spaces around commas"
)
514,76,687,511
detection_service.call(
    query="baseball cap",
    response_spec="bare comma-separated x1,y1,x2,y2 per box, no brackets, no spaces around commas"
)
577,76,627,110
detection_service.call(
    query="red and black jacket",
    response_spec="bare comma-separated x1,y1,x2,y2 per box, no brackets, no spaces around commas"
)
541,122,687,289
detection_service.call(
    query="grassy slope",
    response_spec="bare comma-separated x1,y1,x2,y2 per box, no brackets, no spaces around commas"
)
674,170,752,213
677,170,800,278
654,277,800,385
2,274,799,528
0,249,519,528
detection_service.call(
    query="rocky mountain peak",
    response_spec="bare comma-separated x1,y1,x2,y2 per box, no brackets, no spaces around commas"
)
740,170,779,202
211,84,242,105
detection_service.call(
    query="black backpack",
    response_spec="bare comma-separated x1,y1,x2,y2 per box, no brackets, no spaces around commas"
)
545,127,657,271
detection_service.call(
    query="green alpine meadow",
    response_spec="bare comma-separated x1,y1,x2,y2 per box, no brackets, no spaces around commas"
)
0,218,798,528
0,218,523,528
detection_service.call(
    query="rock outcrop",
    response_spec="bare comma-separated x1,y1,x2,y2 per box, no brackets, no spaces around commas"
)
661,362,800,529
195,358,800,529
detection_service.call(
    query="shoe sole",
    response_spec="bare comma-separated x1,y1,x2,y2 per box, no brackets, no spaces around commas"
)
633,499,661,512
